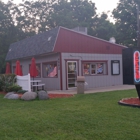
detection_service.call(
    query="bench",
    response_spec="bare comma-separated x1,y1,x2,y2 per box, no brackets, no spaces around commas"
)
32,84,45,91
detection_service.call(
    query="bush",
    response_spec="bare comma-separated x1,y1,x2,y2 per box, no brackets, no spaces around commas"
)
7,84,22,92
17,90,28,94
0,74,16,92
0,80,4,91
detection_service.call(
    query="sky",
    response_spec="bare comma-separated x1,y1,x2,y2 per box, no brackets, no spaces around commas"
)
2,0,120,22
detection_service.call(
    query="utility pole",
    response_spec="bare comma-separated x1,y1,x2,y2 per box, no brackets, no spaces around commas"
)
137,5,140,47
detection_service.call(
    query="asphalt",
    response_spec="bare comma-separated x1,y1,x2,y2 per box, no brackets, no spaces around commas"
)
47,85,136,94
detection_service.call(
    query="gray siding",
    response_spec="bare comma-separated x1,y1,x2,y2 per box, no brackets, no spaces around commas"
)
61,53,123,90
12,53,61,90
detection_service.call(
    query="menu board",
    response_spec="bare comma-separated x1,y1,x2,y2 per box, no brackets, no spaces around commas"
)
111,60,120,75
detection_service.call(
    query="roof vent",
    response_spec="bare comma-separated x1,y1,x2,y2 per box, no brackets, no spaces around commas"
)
109,37,116,43
72,27,87,35
48,36,52,41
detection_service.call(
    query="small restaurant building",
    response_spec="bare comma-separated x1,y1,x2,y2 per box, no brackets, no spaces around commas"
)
6,26,126,90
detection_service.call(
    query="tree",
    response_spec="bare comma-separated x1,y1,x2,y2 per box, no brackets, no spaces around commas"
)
112,0,140,47
46,0,96,30
10,0,97,33
46,0,116,40
8,0,116,41
90,13,117,41
0,0,27,73
9,0,54,33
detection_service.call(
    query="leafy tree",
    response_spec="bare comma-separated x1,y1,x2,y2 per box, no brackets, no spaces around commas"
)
8,0,116,40
9,0,53,33
90,13,117,41
44,0,116,40
10,0,97,33
112,0,140,47
0,0,28,73
46,0,96,30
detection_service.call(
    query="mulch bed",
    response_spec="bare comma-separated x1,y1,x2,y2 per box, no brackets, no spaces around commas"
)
48,94,74,98
18,93,74,99
118,97,140,108
0,92,74,99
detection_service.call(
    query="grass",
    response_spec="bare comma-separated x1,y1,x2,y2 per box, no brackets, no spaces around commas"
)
0,89,140,140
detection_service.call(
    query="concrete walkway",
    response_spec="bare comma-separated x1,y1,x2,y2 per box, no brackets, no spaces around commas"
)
48,85,135,94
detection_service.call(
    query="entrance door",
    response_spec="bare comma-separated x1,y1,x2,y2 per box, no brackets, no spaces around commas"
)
67,61,77,89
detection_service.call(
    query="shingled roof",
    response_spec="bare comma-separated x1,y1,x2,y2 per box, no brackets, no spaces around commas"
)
6,27,59,61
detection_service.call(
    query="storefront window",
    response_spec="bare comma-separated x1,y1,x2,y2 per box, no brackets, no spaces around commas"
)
97,63,103,74
42,62,57,77
83,62,107,75
83,63,90,75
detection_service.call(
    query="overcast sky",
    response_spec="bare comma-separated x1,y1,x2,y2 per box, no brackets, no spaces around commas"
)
2,0,120,22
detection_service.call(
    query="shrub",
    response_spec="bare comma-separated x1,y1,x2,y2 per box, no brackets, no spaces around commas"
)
7,84,22,92
17,90,28,94
0,74,16,92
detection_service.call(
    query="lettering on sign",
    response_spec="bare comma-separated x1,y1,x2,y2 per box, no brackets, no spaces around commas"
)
134,51,140,82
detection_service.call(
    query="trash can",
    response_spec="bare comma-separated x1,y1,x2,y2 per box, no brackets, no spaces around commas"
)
77,76,85,94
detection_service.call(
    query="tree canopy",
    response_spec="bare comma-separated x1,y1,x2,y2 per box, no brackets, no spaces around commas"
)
112,0,140,46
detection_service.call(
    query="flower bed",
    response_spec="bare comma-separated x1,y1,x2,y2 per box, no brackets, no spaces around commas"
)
48,94,74,98
118,97,140,107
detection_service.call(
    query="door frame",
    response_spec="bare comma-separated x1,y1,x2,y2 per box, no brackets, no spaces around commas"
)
65,60,79,90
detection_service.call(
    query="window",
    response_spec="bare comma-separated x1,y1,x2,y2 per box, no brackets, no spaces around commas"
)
83,62,107,75
83,63,90,75
13,65,22,74
36,64,41,77
42,62,57,77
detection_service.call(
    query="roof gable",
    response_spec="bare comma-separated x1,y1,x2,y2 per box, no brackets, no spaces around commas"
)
54,27,126,54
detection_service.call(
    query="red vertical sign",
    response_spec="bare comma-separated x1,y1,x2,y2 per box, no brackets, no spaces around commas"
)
134,51,140,82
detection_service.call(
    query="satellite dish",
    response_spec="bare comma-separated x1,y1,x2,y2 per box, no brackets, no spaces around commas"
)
109,37,116,43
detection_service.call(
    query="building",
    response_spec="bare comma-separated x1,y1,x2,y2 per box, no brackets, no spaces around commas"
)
6,26,126,90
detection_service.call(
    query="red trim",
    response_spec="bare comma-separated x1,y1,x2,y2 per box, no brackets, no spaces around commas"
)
60,53,63,90
65,59,79,90
82,60,108,62
65,60,68,90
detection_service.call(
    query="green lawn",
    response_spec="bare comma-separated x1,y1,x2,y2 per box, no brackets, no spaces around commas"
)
0,89,140,140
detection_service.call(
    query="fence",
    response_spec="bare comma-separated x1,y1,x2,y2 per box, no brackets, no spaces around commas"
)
16,73,31,91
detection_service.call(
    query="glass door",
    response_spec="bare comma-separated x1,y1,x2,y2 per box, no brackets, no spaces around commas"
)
67,61,77,89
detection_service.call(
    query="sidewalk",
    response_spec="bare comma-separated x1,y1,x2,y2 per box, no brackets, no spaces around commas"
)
48,85,135,94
